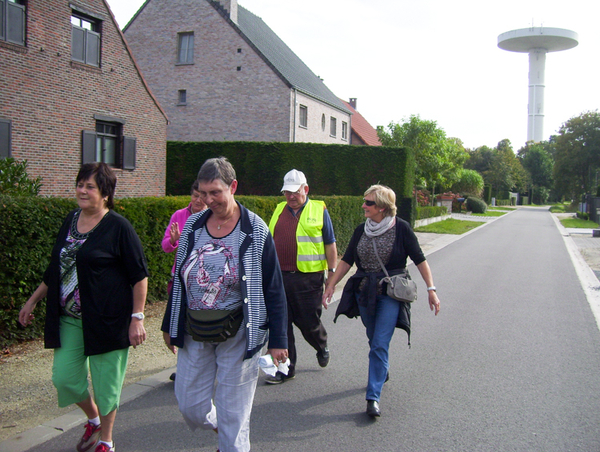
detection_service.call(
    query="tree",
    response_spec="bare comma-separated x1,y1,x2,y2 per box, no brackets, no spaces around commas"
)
553,111,600,199
378,115,468,202
0,158,42,196
451,168,485,196
518,142,553,203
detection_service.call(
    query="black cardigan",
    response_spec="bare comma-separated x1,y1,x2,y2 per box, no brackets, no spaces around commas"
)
43,210,149,356
334,217,426,341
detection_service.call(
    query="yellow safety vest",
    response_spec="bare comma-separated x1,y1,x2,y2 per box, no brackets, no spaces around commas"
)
269,200,327,272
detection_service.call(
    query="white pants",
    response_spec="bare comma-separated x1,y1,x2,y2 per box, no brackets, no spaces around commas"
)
175,331,260,452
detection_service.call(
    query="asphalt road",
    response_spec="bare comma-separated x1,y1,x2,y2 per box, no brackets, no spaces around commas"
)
17,208,600,451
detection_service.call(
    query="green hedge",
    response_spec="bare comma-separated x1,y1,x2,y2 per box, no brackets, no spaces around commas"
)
416,206,448,220
166,141,415,199
1,194,375,348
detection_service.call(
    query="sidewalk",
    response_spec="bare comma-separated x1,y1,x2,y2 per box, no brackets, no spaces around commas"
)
2,209,599,452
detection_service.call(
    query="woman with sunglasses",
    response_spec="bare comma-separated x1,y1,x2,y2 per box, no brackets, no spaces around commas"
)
322,184,440,418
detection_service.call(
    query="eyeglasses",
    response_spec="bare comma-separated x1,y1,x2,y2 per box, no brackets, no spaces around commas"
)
283,189,303,197
363,199,376,206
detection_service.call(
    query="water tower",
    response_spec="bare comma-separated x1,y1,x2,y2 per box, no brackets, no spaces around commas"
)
498,27,578,143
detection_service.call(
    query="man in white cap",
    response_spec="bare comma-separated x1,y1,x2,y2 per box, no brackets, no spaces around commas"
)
266,169,337,384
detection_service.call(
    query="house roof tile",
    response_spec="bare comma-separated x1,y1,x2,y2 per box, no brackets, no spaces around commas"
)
341,100,382,146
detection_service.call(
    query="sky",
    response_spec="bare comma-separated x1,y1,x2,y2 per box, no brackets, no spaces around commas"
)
107,0,600,151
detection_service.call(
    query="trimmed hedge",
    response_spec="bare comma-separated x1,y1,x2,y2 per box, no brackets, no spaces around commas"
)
417,205,447,220
1,194,374,348
166,141,415,199
466,196,487,213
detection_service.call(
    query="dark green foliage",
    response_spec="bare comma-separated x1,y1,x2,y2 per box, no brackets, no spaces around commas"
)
417,206,448,220
0,195,77,347
483,184,492,204
466,196,487,214
0,158,43,195
166,141,415,199
577,211,589,221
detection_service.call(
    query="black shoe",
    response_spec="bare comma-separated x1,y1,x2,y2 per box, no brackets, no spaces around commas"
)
170,372,176,382
265,371,295,385
316,347,330,368
366,400,381,418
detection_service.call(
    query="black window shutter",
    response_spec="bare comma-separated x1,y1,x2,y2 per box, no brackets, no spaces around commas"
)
72,26,85,63
0,0,5,41
123,136,136,170
82,130,96,164
86,30,100,67
7,1,25,46
0,119,10,158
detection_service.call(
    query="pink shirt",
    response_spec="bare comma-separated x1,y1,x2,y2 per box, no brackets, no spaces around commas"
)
162,203,195,275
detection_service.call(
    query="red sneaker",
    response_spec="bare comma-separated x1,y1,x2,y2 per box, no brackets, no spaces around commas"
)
76,422,101,452
95,442,115,452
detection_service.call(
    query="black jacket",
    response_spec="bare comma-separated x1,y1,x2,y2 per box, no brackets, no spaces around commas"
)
43,210,148,355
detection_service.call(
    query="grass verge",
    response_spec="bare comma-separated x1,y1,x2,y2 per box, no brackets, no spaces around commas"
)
560,218,599,229
471,211,507,217
415,219,482,235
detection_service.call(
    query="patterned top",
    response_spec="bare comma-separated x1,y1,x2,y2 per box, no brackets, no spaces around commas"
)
59,210,100,319
356,224,396,294
181,223,242,311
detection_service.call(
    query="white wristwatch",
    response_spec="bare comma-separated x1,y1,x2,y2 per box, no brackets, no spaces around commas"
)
131,312,145,320
426,286,437,292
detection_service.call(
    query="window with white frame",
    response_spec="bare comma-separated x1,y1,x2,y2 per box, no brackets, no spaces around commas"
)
299,105,308,128
71,13,101,67
0,0,26,46
177,32,194,64
342,121,348,140
330,117,337,137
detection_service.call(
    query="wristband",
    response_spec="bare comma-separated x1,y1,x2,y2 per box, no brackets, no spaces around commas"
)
426,286,436,292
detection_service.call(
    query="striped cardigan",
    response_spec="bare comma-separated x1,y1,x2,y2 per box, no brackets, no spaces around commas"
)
161,202,288,359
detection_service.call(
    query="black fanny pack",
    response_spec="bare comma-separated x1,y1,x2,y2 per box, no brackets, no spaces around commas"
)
186,306,244,343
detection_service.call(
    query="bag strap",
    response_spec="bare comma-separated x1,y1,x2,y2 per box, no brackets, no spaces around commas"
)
371,239,394,288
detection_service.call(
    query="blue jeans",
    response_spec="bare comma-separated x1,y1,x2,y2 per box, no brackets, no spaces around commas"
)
358,294,401,402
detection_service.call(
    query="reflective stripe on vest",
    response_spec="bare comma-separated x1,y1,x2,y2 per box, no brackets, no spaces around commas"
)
269,200,327,272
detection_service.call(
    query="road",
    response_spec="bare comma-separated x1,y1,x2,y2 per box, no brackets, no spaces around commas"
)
15,208,600,451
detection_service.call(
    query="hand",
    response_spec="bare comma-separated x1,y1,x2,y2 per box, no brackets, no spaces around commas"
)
322,286,335,309
428,290,441,316
268,348,288,366
169,222,181,246
129,318,147,348
19,301,36,327
163,331,177,354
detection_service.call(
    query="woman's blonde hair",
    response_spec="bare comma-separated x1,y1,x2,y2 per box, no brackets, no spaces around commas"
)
364,184,397,217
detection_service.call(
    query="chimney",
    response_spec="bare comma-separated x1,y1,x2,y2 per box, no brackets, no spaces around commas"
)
219,0,238,24
349,98,357,109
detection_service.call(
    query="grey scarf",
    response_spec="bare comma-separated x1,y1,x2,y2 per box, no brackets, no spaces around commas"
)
364,216,395,238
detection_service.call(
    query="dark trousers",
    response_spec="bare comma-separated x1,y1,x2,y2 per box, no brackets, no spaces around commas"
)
282,271,328,375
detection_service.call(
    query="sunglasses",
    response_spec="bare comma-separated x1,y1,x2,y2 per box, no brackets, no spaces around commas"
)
363,199,377,206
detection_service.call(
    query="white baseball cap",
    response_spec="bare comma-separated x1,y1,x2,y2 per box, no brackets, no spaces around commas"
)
281,169,307,192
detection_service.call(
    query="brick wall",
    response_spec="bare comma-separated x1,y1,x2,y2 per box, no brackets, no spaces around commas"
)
124,0,291,143
0,0,168,198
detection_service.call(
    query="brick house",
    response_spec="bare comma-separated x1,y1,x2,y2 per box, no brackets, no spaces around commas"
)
0,0,168,197
341,99,382,146
123,0,352,144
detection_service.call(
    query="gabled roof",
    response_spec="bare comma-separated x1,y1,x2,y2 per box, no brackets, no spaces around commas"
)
235,5,351,114
341,100,382,146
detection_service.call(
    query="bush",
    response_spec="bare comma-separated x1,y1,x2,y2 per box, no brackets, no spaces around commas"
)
0,158,42,196
417,206,447,220
577,211,589,221
466,196,487,213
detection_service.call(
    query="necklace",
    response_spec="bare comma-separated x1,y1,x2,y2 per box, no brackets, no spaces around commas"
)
217,214,234,230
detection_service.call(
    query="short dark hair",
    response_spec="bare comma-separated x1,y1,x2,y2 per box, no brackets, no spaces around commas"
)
76,163,117,209
197,157,236,186
191,179,200,194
